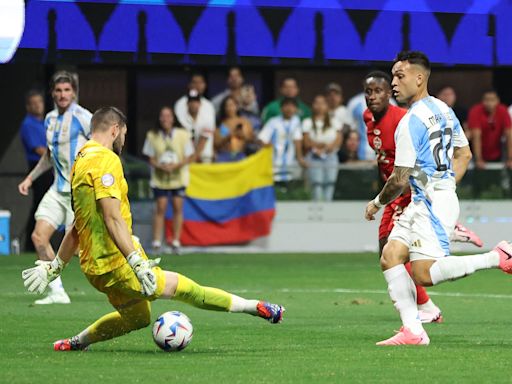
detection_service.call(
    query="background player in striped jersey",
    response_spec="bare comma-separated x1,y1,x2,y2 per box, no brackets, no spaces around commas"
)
18,71,92,305
365,51,512,346
363,70,484,324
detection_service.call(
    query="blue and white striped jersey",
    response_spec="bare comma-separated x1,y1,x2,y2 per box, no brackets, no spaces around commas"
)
45,103,92,193
394,96,469,202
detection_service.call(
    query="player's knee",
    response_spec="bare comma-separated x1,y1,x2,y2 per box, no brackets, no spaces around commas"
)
380,241,408,270
31,230,46,247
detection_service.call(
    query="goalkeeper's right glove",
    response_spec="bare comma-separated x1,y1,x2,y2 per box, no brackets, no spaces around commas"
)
126,250,161,296
21,255,65,294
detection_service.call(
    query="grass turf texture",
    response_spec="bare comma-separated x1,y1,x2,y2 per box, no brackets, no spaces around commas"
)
1,253,511,384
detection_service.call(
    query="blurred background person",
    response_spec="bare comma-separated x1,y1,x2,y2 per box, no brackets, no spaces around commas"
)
19,89,53,252
239,84,262,134
261,77,311,123
214,96,254,162
437,86,469,139
325,82,355,133
258,97,307,182
212,67,259,115
142,106,194,255
338,130,363,163
174,72,215,132
468,90,512,169
302,94,342,202
177,90,215,163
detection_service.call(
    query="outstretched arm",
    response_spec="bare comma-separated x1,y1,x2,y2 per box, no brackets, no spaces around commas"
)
452,145,472,184
18,149,53,195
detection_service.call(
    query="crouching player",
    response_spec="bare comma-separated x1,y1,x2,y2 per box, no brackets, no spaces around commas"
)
363,71,482,323
22,107,284,351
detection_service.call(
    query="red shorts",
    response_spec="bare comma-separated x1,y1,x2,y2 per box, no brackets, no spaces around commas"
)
378,194,411,240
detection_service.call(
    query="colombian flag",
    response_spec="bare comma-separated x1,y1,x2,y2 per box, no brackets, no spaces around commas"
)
165,147,275,246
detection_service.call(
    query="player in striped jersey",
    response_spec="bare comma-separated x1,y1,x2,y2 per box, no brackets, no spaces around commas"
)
18,71,92,305
365,51,512,346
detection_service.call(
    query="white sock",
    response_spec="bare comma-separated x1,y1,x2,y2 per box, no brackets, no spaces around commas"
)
49,276,65,293
418,299,438,312
429,252,499,285
152,240,161,249
384,265,423,335
229,295,259,315
75,329,92,348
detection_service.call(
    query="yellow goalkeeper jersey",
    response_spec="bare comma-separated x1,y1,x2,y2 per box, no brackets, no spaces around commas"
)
71,140,132,275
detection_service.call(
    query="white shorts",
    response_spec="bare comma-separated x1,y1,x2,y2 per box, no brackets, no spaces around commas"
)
388,190,459,261
34,188,74,230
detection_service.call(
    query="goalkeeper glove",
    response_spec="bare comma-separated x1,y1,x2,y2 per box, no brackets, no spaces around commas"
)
21,256,66,294
126,250,161,296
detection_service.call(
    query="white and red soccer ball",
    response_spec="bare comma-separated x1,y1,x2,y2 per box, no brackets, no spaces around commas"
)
152,311,193,352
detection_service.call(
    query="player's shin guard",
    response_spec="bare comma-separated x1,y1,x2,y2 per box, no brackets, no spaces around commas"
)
429,253,499,285
173,274,232,311
79,301,151,346
383,264,423,335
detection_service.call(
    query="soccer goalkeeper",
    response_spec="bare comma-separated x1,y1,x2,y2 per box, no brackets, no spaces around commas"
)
21,107,284,351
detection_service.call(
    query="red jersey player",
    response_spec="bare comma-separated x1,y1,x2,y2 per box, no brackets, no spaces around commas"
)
363,71,483,323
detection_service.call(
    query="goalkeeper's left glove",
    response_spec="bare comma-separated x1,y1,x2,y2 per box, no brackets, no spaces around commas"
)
126,250,161,296
21,256,66,294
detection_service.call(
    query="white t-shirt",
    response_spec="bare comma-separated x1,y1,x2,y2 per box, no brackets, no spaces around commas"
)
330,105,355,131
258,115,302,173
174,96,215,162
302,117,341,145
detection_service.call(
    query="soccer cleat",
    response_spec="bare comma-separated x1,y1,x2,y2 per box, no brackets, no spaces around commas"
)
53,337,87,351
376,326,430,346
419,309,443,323
452,223,483,247
34,291,71,305
256,301,285,324
495,241,512,274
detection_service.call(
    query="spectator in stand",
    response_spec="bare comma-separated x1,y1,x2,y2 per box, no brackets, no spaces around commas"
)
20,89,53,252
239,84,262,133
302,94,342,201
214,96,254,162
261,77,311,123
437,86,469,138
468,90,512,169
174,72,216,134
176,90,215,163
346,92,376,161
211,67,259,115
258,97,307,182
325,82,355,133
142,106,194,255
338,130,362,163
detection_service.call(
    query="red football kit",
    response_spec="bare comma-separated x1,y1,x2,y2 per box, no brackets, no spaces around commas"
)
364,104,410,240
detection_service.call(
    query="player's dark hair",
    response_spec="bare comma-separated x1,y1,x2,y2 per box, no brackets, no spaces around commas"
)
91,106,127,133
50,70,78,92
25,89,44,104
364,71,391,87
393,51,431,72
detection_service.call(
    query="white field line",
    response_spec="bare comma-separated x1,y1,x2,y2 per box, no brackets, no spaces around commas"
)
232,288,512,300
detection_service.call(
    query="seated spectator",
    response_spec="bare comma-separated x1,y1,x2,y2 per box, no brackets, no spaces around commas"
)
325,82,355,133
174,72,215,133
214,96,254,163
258,97,307,181
338,130,362,163
176,90,215,163
211,67,259,115
302,94,342,201
468,90,512,169
437,86,469,138
261,77,311,123
142,106,195,255
239,84,262,133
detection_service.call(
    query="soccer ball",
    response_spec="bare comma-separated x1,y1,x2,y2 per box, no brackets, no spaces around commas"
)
152,311,193,352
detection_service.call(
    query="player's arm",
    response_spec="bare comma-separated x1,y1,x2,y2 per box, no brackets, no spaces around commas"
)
98,197,160,296
21,226,79,294
18,148,53,195
452,145,472,183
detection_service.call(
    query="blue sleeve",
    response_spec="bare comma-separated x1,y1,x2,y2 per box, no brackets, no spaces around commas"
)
20,120,45,152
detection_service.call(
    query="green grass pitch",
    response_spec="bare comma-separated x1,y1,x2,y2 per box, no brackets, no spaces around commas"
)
1,252,511,383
